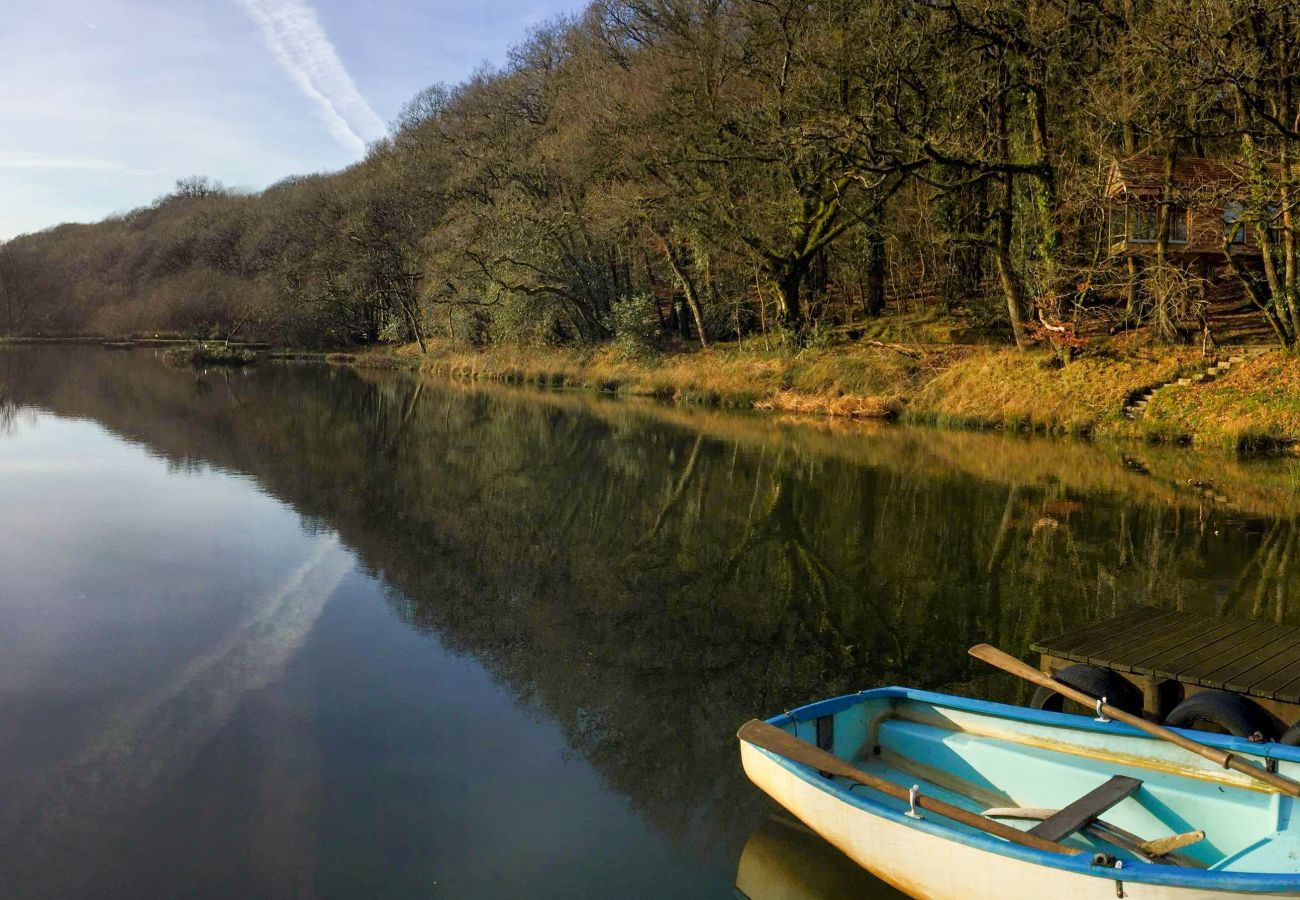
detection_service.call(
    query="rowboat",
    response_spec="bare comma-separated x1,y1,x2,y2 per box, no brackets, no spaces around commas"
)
739,681,1300,898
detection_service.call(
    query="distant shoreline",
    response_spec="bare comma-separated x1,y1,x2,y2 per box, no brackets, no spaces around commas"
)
8,336,1298,455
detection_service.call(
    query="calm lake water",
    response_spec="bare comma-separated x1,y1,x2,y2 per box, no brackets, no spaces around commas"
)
2,346,1299,899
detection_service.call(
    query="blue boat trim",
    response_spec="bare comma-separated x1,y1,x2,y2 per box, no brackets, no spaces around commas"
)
750,686,1300,892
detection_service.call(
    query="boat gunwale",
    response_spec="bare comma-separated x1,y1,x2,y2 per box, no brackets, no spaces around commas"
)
748,686,1300,892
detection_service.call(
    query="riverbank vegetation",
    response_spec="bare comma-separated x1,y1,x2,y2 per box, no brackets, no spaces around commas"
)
344,339,933,418
160,343,258,368
4,0,1300,443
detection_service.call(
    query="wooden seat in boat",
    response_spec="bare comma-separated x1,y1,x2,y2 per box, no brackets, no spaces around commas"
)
1028,775,1144,842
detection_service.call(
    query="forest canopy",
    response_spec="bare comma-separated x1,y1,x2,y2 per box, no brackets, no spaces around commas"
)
3,0,1300,351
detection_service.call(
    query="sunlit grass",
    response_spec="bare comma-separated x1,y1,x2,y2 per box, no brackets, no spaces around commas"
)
1141,352,1300,453
340,337,1300,452
909,347,1200,435
347,338,927,419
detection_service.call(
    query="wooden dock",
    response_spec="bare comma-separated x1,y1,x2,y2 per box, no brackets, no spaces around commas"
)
1033,607,1300,721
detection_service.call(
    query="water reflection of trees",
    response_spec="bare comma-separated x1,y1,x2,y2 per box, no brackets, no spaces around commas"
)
7,347,1300,862
0,390,14,437
0,350,21,436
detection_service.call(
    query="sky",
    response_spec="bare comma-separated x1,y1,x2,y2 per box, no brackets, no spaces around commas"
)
0,0,579,239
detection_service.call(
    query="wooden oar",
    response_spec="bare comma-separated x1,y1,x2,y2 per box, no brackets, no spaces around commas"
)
969,643,1300,798
737,719,1084,856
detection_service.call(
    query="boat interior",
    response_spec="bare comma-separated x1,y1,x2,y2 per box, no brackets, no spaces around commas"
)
782,692,1300,874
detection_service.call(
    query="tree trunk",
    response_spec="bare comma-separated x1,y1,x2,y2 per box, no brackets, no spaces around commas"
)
1125,256,1141,321
400,294,427,354
773,264,805,333
992,73,1028,350
665,248,708,348
865,227,886,317
651,226,709,348
994,173,1030,350
1279,146,1299,343
1026,79,1062,303
1151,147,1177,342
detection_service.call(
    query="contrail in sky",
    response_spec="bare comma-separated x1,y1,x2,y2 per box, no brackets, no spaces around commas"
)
236,0,386,155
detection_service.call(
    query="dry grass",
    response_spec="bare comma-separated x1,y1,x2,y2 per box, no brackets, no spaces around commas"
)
1141,351,1300,451
755,390,903,418
343,338,927,419
337,337,1300,449
911,347,1200,435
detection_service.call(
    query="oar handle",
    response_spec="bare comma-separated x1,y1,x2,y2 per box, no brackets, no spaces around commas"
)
969,643,1300,798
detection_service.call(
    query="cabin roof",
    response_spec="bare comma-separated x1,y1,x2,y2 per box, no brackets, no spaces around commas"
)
1105,155,1283,201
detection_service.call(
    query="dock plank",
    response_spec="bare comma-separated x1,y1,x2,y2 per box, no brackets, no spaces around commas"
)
1178,623,1287,684
1044,610,1175,662
1245,644,1300,701
1205,630,1300,695
1032,607,1166,658
1149,619,1263,682
1132,620,1254,677
1105,615,1218,673
1035,608,1300,706
1073,612,1189,665
1239,645,1300,700
1265,669,1300,706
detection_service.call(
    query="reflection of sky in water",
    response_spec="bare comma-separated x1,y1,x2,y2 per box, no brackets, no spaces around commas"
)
0,410,733,898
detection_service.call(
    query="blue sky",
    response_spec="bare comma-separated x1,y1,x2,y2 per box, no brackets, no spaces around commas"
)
0,0,578,239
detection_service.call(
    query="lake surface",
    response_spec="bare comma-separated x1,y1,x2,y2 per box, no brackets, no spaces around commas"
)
2,346,1299,899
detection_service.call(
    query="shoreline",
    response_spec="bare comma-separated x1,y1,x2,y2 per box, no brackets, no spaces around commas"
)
327,340,1300,455
8,336,1300,454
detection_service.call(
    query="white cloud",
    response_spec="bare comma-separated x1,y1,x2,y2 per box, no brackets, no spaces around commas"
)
234,0,387,154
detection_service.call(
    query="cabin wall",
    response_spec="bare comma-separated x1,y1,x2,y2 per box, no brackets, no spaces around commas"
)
1187,208,1229,254
1109,203,1261,257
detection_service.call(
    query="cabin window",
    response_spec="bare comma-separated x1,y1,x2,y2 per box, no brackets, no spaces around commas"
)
1169,204,1188,243
1126,203,1185,243
1129,204,1159,242
1267,206,1285,247
1108,208,1127,245
1224,201,1246,244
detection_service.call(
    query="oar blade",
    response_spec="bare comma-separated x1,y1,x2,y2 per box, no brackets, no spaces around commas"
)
737,719,864,784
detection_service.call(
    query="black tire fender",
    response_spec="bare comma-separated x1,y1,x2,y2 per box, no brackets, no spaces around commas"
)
1163,690,1281,741
1030,664,1144,718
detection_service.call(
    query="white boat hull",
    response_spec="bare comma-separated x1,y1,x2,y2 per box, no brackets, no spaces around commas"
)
741,742,1297,900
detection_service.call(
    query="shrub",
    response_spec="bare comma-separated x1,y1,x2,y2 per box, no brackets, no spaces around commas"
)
610,294,660,360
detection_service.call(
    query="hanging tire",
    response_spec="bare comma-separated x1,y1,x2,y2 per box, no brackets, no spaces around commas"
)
1162,690,1281,741
1030,665,1143,718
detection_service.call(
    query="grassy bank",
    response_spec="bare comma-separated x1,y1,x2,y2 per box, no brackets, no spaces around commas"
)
338,339,937,419
1139,351,1300,452
335,338,1300,450
339,339,1213,437
910,347,1203,436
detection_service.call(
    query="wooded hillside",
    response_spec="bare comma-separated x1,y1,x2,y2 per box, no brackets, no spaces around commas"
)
3,0,1299,352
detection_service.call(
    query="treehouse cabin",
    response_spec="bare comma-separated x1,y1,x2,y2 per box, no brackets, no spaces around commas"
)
1105,155,1282,263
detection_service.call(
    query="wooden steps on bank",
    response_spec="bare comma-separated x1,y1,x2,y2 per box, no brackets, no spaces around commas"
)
1033,607,1300,707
